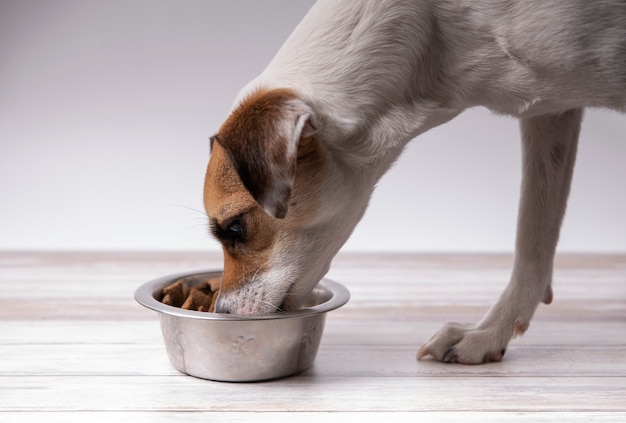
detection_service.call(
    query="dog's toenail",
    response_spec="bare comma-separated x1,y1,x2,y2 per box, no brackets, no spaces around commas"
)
501,348,506,357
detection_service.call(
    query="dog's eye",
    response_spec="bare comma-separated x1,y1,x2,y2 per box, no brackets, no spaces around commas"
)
209,216,246,247
225,220,243,238
222,219,245,244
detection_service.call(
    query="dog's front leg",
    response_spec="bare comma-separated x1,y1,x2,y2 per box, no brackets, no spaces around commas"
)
419,108,583,364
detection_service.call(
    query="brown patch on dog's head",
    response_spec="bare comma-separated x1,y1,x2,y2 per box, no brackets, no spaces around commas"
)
212,87,316,218
203,141,274,293
203,88,326,309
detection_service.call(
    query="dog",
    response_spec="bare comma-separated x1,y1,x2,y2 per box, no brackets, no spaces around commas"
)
203,0,626,364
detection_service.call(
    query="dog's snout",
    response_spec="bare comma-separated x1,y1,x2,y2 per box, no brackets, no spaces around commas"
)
213,294,230,314
214,303,230,314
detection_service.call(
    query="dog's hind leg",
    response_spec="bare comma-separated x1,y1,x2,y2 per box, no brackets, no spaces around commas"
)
418,108,583,364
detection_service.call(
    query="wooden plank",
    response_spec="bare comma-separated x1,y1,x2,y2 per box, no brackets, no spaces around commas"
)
1,344,625,378
1,298,623,322
2,254,623,304
3,316,625,347
1,320,164,344
1,411,625,423
1,376,625,412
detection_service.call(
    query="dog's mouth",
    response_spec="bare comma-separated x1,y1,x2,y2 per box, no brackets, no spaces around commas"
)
276,281,299,313
213,279,300,315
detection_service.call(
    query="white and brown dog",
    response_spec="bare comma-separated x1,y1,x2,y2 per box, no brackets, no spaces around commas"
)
203,0,626,364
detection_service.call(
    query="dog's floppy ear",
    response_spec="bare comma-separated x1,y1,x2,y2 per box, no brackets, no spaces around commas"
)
216,88,317,219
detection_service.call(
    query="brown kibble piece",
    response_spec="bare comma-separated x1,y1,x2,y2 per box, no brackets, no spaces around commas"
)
209,289,218,312
161,280,185,307
161,277,221,312
181,287,214,311
208,277,221,292
195,281,214,296
208,277,221,312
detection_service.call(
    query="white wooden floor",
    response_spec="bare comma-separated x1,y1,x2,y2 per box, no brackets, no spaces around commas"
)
1,251,625,422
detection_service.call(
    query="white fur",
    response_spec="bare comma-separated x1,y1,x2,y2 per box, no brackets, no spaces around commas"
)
220,0,625,363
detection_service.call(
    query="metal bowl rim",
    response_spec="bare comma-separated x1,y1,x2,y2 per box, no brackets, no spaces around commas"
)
134,269,350,321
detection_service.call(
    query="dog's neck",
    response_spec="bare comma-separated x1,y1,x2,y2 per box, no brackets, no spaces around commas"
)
223,0,557,255
238,1,512,170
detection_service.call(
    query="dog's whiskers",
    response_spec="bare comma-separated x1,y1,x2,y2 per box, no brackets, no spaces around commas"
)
167,204,217,241
170,203,209,217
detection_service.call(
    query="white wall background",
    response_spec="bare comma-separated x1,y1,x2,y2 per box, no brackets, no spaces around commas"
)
1,0,625,253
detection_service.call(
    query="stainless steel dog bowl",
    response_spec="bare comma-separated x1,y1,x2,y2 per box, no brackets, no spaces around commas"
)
134,270,349,382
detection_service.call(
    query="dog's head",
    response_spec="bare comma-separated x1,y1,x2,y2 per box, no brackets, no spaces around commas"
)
204,87,360,314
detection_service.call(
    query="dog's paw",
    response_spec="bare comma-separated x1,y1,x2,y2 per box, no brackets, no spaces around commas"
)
417,322,511,364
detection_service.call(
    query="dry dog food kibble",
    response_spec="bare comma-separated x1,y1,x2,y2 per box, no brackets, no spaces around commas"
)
161,277,220,312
